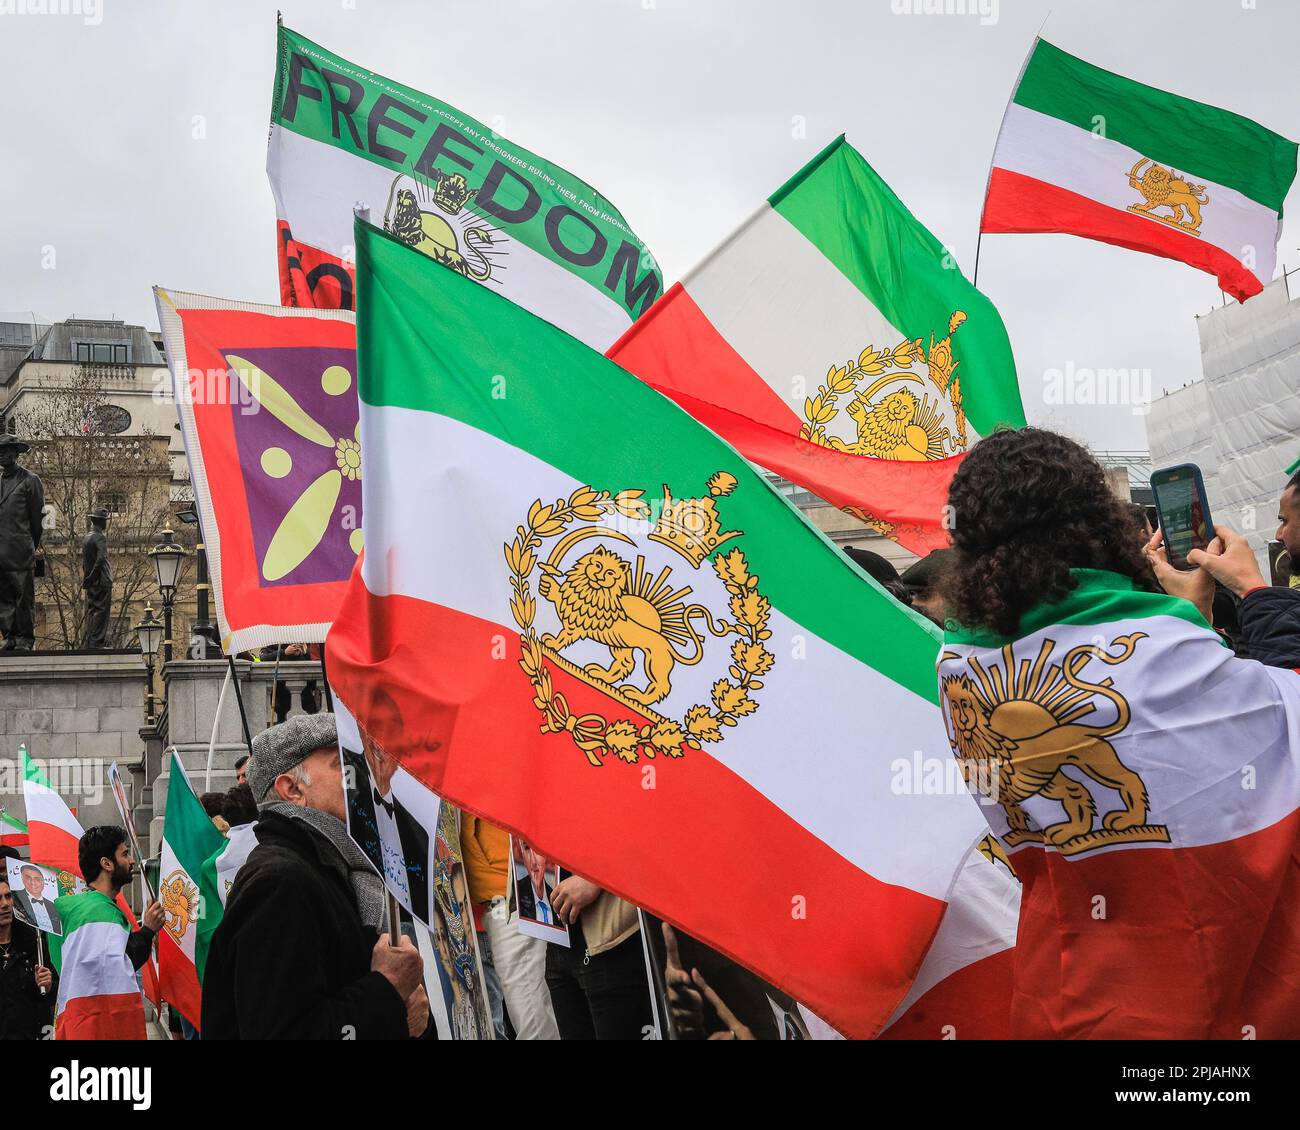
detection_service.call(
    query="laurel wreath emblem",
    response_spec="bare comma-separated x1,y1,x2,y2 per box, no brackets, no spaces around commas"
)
799,315,969,457
504,483,775,767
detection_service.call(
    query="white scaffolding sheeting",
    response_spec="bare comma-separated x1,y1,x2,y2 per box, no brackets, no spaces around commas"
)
1146,277,1300,570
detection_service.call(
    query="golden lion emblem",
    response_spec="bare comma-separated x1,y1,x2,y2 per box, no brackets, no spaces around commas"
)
160,870,200,943
1127,157,1208,235
801,312,968,461
940,633,1170,856
384,173,495,279
538,546,726,708
505,474,774,766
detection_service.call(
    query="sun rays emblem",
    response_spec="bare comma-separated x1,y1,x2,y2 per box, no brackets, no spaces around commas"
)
383,170,506,282
800,312,969,462
938,634,1170,857
223,351,364,584
504,473,775,766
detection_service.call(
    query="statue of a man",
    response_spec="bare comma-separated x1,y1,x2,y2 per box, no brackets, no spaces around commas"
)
82,507,113,650
0,433,44,653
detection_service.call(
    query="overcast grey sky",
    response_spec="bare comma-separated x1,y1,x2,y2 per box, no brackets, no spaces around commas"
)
2,0,1297,451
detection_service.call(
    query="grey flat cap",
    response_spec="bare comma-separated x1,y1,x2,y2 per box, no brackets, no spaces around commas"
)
248,712,338,803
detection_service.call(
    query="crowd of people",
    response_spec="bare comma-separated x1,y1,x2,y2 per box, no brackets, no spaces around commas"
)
3,425,1300,1039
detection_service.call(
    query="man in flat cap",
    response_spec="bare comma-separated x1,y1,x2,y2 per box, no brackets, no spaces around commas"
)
0,434,44,653
202,713,429,1039
82,507,112,650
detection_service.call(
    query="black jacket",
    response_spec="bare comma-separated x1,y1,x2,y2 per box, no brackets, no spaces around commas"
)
0,920,56,1040
200,810,408,1040
1235,585,1300,668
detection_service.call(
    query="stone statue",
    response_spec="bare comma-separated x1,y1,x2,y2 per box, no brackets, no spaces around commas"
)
82,507,113,650
0,434,44,653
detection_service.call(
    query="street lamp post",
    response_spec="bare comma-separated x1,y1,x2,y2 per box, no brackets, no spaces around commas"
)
176,505,217,658
148,527,188,711
133,603,163,724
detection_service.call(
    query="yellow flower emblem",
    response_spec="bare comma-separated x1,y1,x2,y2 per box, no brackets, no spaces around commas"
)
335,437,362,481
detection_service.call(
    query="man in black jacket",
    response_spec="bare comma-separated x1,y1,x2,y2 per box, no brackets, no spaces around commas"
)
202,712,427,1040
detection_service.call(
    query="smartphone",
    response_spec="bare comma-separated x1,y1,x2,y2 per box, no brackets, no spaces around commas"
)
1150,463,1214,570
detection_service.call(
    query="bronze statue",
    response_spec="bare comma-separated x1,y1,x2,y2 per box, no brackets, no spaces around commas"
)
0,434,44,653
82,507,112,650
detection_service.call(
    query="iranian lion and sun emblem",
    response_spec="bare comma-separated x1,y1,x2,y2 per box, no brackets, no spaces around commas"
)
800,312,969,537
160,870,201,944
939,633,1170,857
505,473,775,767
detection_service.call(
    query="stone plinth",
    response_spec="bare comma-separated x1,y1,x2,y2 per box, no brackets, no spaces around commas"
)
0,650,148,831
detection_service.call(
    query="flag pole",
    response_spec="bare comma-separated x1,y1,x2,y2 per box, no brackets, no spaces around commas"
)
36,932,47,995
204,665,233,794
226,654,254,756
972,17,1050,290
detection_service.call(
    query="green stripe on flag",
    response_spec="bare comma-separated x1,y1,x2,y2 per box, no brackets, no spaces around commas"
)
271,24,660,319
47,890,128,974
357,220,944,703
944,568,1214,649
1013,39,1297,213
770,137,1025,437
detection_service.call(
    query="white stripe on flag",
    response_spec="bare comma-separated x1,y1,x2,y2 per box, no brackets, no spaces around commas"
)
992,103,1277,285
268,125,634,349
357,401,985,896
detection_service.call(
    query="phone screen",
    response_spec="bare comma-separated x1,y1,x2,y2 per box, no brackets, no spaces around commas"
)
1153,466,1212,569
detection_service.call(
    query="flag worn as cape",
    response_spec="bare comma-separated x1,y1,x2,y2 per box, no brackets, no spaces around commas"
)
23,748,160,1013
939,569,1300,1037
47,890,146,1041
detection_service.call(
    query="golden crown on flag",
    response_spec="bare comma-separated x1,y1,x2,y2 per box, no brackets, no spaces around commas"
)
431,169,477,216
648,472,741,569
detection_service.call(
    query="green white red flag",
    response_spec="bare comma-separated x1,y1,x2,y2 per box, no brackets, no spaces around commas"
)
22,747,161,1018
47,890,147,1040
325,220,994,1040
157,751,237,1030
609,136,1023,555
0,806,28,848
268,22,660,350
939,570,1300,1037
981,39,1298,302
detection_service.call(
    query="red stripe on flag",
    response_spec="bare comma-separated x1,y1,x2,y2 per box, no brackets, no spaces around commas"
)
327,587,947,1039
157,930,203,1032
609,285,959,555
608,283,804,435
879,947,1014,1040
981,167,1265,302
55,992,147,1041
1009,808,1300,1039
26,821,80,876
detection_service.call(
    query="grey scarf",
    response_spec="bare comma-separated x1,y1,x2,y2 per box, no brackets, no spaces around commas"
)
263,801,387,931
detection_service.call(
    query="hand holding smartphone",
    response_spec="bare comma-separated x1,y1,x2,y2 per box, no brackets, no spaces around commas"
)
1150,464,1214,571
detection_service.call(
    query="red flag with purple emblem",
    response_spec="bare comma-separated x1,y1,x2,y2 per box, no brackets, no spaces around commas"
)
155,289,359,652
